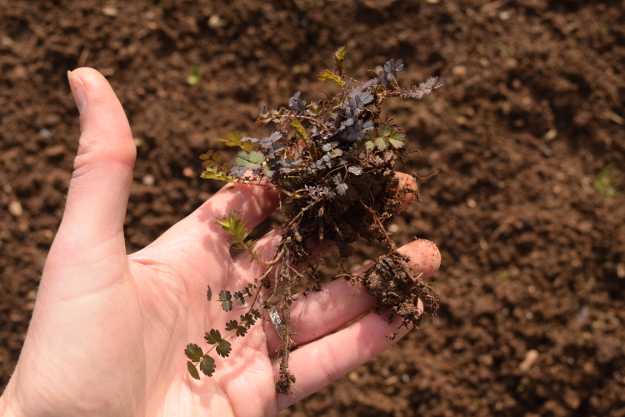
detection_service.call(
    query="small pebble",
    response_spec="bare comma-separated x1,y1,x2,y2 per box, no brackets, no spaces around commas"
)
9,201,23,217
208,15,223,28
102,6,117,16
519,349,539,372
39,128,52,139
142,174,155,186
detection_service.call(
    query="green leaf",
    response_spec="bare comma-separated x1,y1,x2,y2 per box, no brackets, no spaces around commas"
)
218,289,233,311
200,166,234,182
217,132,243,147
375,137,388,150
236,326,248,337
187,361,200,380
199,355,216,376
240,312,257,329
199,150,223,165
317,69,345,87
225,320,239,331
187,75,200,86
205,329,223,345
235,151,265,170
290,120,308,141
184,343,204,362
206,285,212,301
388,131,405,148
334,46,345,75
233,291,245,305
377,124,392,137
216,339,232,358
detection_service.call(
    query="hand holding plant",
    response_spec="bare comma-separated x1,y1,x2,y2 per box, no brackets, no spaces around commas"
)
0,65,441,416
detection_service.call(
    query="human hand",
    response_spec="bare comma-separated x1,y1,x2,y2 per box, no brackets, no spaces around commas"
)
0,69,440,417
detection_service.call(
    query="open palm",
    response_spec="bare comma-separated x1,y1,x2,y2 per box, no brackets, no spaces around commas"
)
0,69,440,417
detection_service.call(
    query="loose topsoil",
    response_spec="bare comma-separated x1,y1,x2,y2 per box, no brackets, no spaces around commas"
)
1,1,624,416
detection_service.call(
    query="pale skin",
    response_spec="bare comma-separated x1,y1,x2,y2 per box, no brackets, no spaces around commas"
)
0,69,441,417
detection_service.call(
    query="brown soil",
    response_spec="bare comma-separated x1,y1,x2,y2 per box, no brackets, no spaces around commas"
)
1,1,624,415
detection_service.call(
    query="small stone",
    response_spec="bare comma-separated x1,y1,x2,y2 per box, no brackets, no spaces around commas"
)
39,128,53,140
102,6,118,16
452,65,467,77
142,174,155,186
544,129,558,141
8,201,23,217
208,15,224,28
519,349,539,372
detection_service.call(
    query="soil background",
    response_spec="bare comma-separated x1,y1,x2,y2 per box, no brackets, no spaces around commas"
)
1,0,625,416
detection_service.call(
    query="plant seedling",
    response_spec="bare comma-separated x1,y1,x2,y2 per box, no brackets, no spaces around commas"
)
187,65,204,86
186,48,444,394
593,163,620,198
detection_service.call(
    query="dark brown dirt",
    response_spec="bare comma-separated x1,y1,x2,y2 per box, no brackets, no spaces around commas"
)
1,1,624,415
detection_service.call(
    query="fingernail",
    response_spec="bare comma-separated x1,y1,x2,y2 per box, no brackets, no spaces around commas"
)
67,70,86,114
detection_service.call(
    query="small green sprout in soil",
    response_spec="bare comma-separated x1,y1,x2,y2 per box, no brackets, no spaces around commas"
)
186,48,444,394
593,162,620,198
186,65,204,86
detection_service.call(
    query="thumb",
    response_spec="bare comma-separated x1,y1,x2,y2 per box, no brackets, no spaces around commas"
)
49,69,136,269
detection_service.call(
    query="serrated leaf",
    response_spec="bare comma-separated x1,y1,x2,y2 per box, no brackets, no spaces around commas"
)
240,312,257,329
225,132,241,143
235,151,265,170
218,290,232,302
348,166,362,175
290,120,309,141
318,69,345,87
184,343,204,362
234,291,245,305
334,46,345,75
225,320,239,331
388,138,405,149
389,131,405,141
221,300,233,312
236,326,248,337
216,340,232,358
201,166,234,182
375,137,388,150
199,355,216,377
187,361,200,380
205,329,223,344
387,129,406,148
260,132,282,148
378,124,392,137
206,285,212,301
336,183,348,195
216,132,242,147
